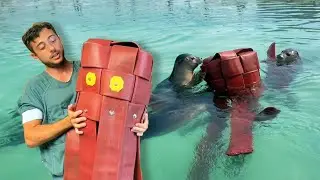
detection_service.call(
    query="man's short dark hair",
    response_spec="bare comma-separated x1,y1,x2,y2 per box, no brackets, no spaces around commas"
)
22,22,58,53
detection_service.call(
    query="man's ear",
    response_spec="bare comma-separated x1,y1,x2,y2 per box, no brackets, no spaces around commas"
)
30,52,39,60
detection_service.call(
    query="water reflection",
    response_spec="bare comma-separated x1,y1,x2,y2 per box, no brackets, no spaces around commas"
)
256,0,320,33
130,0,136,21
0,0,15,16
167,0,173,12
114,0,121,16
260,0,319,5
33,0,39,9
73,0,83,16
49,0,57,15
202,0,210,19
185,0,191,8
236,0,247,15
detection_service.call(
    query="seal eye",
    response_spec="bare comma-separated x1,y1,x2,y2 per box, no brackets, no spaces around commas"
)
188,57,196,63
286,52,291,56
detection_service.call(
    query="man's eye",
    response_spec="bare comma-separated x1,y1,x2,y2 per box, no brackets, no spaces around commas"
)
49,36,57,42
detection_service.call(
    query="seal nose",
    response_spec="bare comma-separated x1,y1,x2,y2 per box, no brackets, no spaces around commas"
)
191,57,201,64
277,53,284,59
195,57,202,64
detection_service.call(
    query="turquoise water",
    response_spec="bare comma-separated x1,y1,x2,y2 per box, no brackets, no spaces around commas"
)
1,0,320,179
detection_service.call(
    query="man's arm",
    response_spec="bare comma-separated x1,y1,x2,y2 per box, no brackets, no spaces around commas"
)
22,105,86,148
23,117,72,148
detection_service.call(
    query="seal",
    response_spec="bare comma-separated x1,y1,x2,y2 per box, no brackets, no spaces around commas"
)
263,42,302,90
142,53,213,139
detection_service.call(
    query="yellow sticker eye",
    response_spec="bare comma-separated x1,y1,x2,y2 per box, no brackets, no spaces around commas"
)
86,72,96,86
110,76,124,92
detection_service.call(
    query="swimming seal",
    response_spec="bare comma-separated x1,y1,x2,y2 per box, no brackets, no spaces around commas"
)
267,42,301,66
263,42,302,90
143,53,213,139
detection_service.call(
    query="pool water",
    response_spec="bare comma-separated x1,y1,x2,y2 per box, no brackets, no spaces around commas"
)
1,0,320,179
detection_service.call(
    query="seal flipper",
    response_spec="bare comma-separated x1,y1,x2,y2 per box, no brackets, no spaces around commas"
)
254,106,281,122
188,70,206,87
267,42,276,61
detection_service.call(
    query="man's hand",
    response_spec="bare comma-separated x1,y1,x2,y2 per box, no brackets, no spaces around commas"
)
67,104,87,135
131,111,149,136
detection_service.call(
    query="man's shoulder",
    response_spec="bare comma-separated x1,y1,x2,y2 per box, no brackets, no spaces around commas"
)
17,73,48,112
23,72,49,95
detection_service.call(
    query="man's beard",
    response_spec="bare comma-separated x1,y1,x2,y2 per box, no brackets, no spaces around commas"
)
43,57,66,68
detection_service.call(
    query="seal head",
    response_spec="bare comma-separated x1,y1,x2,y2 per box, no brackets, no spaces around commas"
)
276,48,301,66
168,53,203,88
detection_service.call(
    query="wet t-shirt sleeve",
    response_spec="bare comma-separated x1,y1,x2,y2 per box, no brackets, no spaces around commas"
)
17,79,44,124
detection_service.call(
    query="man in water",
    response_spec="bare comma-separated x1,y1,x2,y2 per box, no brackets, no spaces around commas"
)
17,22,149,179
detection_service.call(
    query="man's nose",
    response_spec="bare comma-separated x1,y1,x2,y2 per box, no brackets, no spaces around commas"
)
48,43,56,51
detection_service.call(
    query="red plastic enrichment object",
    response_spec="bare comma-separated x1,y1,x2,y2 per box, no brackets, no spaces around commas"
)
201,48,261,97
64,39,153,180
225,99,255,156
201,48,262,156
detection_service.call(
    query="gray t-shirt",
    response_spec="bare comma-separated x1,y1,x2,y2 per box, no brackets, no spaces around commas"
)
17,60,81,176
